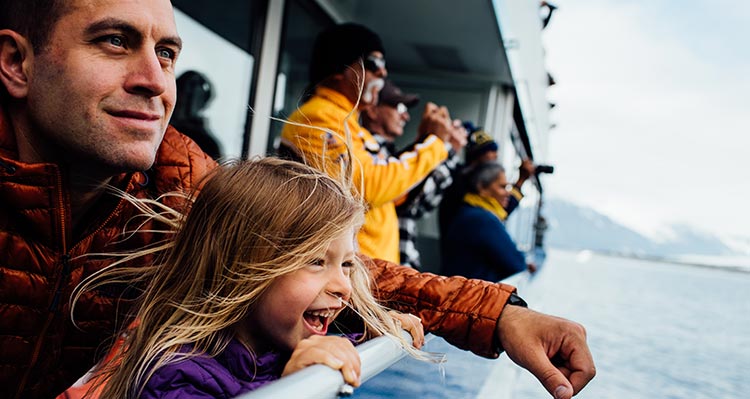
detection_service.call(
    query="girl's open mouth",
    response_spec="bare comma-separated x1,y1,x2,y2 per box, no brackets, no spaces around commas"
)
303,309,337,334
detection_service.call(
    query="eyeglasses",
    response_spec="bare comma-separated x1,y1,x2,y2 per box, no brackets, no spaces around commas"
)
364,55,386,72
496,181,513,192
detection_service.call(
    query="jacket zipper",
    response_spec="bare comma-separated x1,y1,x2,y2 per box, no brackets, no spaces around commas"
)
14,173,140,397
0,158,18,174
48,254,72,312
15,170,70,398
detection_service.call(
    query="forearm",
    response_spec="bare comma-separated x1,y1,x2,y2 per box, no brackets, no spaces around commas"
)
364,255,514,358
358,135,448,207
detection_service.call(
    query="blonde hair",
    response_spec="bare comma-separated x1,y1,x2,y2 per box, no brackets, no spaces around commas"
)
75,157,434,399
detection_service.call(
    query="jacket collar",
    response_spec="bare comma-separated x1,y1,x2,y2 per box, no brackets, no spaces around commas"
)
216,339,286,384
463,192,509,221
314,86,360,119
0,103,142,250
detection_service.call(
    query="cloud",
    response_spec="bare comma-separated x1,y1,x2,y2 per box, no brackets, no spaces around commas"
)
541,0,750,237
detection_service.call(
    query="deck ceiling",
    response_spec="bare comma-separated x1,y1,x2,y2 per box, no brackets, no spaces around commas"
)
173,0,513,86
338,0,513,86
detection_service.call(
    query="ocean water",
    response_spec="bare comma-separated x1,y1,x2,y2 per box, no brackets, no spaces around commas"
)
353,249,750,399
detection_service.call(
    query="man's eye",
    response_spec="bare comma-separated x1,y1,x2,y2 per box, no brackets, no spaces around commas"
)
157,48,176,60
105,35,125,47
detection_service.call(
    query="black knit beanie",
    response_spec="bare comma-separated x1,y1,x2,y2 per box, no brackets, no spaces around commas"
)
309,23,385,86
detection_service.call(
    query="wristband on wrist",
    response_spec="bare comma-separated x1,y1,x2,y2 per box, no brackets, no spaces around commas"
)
495,292,528,354
506,292,528,308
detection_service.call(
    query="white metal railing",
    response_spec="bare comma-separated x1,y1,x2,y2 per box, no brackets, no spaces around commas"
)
237,330,418,399
236,271,532,398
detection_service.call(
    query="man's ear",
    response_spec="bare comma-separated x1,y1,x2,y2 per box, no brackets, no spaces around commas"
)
0,29,33,99
328,72,346,84
363,105,377,120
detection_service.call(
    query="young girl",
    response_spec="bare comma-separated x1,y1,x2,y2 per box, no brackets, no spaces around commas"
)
67,157,428,399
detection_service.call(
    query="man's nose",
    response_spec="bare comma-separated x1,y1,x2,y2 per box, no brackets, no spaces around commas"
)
125,48,169,97
377,65,388,79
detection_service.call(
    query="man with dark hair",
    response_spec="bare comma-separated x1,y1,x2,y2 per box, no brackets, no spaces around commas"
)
0,1,214,396
1,6,593,399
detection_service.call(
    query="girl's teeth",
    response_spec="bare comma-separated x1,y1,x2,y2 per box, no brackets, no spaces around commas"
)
309,310,333,318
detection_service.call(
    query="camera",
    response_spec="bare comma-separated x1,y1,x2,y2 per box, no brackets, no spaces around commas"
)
535,164,554,175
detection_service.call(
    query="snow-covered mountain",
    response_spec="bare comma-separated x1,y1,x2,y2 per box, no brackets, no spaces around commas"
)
541,198,734,257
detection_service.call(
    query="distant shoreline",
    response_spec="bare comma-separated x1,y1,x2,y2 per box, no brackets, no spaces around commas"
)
556,248,750,274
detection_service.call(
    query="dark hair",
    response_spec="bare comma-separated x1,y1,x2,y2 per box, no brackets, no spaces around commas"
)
173,71,213,118
0,0,70,51
467,162,505,193
0,0,69,103
309,23,385,87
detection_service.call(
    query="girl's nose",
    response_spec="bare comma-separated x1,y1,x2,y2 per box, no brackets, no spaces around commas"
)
326,267,352,302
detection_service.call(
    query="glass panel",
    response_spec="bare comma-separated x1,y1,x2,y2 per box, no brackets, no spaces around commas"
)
172,8,254,160
267,0,334,154
172,0,254,52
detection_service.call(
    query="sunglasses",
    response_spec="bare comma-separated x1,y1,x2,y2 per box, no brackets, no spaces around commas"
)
364,55,386,72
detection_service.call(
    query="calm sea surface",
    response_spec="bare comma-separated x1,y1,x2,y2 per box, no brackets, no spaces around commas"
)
353,249,750,399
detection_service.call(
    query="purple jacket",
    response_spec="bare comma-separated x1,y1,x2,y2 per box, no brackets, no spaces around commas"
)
140,339,286,399
140,333,362,399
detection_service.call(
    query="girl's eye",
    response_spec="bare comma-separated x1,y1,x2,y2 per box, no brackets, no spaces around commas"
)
342,260,354,268
308,258,325,267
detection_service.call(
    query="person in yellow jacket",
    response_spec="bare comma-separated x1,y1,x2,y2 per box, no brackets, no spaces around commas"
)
280,23,464,263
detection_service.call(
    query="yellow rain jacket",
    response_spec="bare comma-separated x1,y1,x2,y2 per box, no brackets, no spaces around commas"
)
280,87,448,263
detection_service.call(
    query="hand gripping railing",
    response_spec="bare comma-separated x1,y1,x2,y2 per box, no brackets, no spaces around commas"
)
237,330,417,399
236,271,531,399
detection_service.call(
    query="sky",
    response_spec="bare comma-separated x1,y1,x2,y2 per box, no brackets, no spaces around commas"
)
539,0,750,242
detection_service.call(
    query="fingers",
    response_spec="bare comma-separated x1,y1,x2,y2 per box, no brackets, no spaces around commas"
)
518,159,535,180
438,105,450,120
496,307,596,399
562,331,596,394
405,314,425,348
547,322,595,395
527,263,538,273
449,120,468,151
283,336,362,387
418,102,454,141
390,311,425,348
523,346,575,399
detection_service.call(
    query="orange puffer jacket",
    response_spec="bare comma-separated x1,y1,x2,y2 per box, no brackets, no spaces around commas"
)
1,109,515,399
0,109,217,398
